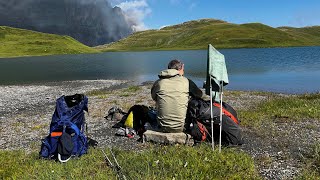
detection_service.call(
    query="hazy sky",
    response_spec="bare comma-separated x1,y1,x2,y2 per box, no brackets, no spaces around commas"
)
110,0,320,30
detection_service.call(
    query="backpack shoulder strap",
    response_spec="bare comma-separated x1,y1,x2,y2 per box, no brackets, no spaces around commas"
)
213,103,239,124
69,122,81,135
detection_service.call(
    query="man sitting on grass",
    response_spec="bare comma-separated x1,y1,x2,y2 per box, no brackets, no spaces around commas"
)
151,59,203,133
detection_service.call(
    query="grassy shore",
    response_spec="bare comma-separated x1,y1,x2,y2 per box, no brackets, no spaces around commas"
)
0,84,319,179
0,26,98,58
238,93,320,127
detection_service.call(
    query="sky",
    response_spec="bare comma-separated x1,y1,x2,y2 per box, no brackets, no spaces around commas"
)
110,0,320,30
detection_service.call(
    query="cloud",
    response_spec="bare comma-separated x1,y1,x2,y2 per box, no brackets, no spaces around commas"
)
112,0,152,31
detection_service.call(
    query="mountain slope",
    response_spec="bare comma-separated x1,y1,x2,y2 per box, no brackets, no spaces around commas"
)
96,19,320,51
277,26,320,43
0,26,98,58
0,0,132,46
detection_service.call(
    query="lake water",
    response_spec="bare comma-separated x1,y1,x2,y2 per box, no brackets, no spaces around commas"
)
1,46,320,94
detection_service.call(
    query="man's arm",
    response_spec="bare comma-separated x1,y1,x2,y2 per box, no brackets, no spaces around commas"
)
151,80,159,101
188,79,203,98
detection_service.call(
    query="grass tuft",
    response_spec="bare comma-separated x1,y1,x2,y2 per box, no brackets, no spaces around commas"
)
297,143,320,179
119,86,142,97
86,89,112,96
124,86,141,93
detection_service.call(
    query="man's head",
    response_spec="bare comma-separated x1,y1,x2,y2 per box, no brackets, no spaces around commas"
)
168,59,184,75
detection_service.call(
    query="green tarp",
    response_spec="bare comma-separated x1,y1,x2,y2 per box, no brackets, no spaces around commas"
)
205,44,229,102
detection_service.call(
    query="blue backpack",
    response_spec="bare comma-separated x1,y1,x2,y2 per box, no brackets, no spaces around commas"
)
40,94,89,162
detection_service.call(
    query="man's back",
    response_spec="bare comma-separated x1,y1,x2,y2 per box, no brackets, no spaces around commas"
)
151,69,189,132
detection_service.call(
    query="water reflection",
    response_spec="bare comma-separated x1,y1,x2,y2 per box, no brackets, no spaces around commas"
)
0,46,320,94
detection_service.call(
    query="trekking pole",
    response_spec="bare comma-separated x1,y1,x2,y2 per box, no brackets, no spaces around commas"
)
109,148,128,180
219,82,223,153
210,76,215,151
101,149,114,168
101,148,128,180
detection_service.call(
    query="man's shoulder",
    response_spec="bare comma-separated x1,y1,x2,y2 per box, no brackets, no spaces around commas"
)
170,76,189,84
179,75,189,80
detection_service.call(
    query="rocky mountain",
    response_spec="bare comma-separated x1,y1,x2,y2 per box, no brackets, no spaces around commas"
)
0,0,133,46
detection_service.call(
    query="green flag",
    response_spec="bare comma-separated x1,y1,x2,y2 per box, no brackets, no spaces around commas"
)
205,44,229,102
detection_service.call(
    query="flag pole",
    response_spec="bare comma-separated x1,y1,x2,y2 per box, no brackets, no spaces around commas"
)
219,81,223,153
210,77,214,151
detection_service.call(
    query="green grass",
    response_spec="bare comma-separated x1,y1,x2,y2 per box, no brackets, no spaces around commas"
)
0,149,113,179
87,86,142,99
96,19,320,52
119,86,142,97
297,143,320,179
122,145,259,179
0,145,260,179
125,86,142,93
0,26,98,58
3,19,320,57
86,89,113,99
239,93,320,128
87,86,141,96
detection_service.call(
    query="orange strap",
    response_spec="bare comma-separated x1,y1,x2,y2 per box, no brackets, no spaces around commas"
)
213,103,239,125
51,132,62,137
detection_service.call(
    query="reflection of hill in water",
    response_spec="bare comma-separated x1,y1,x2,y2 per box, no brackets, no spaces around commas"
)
0,0,132,46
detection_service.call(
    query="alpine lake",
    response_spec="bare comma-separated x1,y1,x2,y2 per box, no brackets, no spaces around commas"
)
1,46,320,94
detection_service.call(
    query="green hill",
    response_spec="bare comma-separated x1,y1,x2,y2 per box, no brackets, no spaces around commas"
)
277,26,320,43
96,19,320,51
0,26,98,58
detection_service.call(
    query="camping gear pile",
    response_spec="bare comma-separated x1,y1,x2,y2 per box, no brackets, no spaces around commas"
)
107,44,244,147
183,44,243,149
106,105,158,139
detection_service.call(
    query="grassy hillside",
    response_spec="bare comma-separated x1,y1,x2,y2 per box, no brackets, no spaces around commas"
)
2,19,320,57
96,19,320,51
277,26,320,43
0,26,98,58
